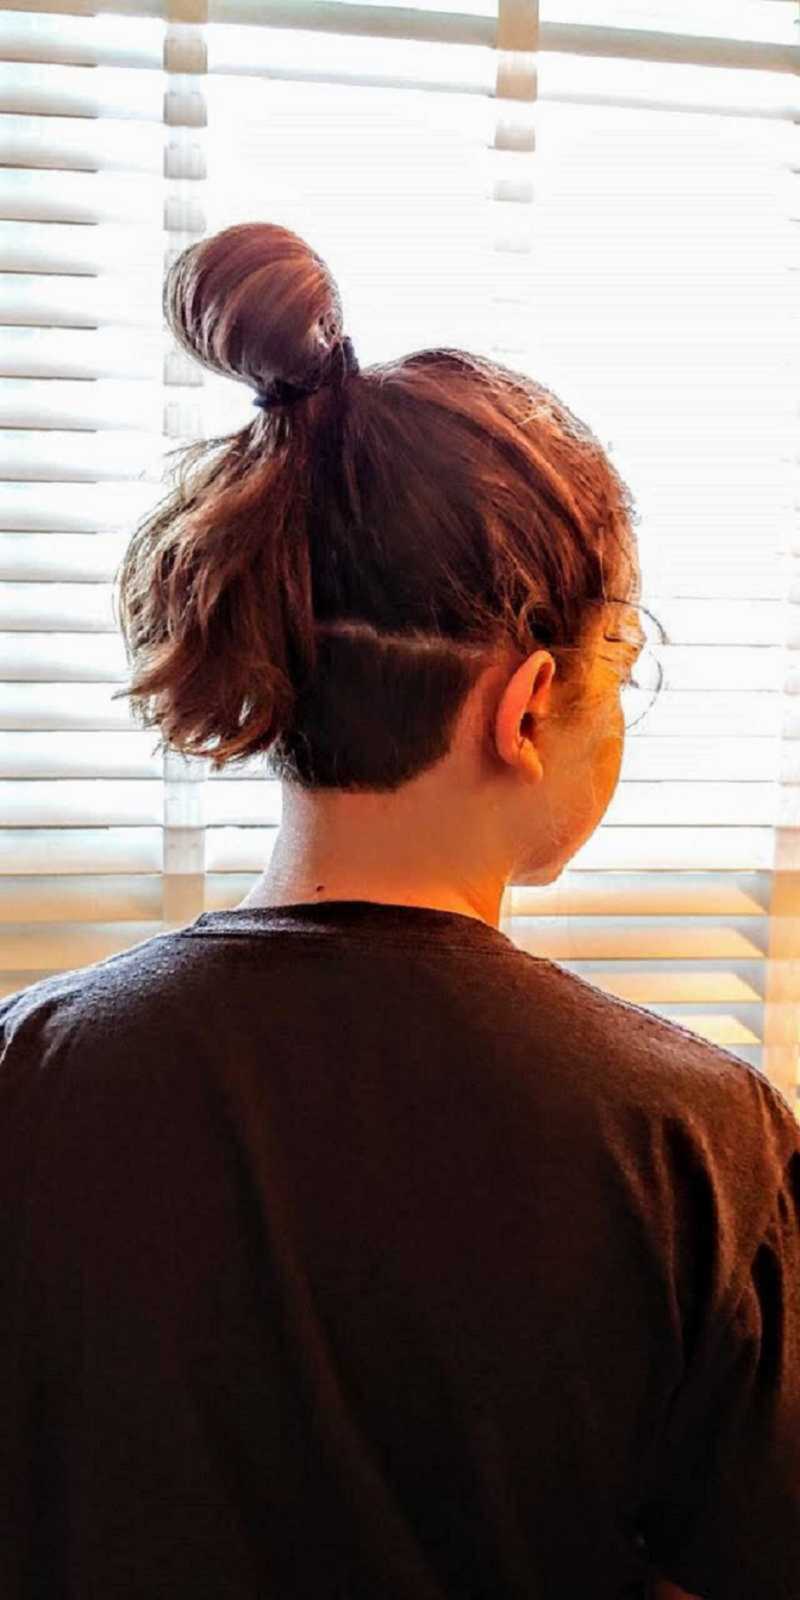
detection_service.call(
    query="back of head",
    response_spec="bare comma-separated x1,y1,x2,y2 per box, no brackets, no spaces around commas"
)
114,221,640,787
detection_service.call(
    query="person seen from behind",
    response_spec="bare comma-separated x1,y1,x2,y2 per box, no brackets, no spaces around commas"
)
1,222,799,1600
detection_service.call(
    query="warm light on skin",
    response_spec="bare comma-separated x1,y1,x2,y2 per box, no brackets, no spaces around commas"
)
237,604,645,930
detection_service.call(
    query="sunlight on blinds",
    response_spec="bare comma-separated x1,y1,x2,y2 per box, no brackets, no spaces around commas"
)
544,1,799,43
203,89,497,379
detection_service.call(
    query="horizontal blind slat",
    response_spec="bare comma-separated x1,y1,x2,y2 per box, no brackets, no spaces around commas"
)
0,586,118,630
0,481,162,529
0,224,170,275
1,433,168,479
1,4,497,53
0,733,164,776
1,111,165,171
0,872,163,919
507,874,772,918
0,633,128,678
1,280,164,334
11,5,793,75
554,964,764,1004
0,534,131,581
576,827,787,872
1,779,167,825
0,61,166,118
0,10,164,67
0,173,166,225
541,23,799,76
0,328,165,380
505,919,768,961
1,825,163,872
0,682,138,728
0,381,168,431
5,0,798,56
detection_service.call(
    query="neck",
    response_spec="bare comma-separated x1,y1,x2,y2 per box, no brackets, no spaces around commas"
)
234,783,508,930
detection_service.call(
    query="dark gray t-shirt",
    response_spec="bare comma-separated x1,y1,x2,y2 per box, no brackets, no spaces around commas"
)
1,900,799,1599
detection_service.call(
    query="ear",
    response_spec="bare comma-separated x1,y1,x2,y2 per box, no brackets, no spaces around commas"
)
493,650,556,780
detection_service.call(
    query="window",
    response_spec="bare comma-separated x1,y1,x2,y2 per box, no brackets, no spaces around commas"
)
2,0,798,1106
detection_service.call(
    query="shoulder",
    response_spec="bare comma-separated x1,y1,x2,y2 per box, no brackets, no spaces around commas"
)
522,958,800,1324
506,949,798,1186
530,951,793,1111
0,925,210,1088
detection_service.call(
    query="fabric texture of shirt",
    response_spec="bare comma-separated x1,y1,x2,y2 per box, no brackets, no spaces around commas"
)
1,899,799,1600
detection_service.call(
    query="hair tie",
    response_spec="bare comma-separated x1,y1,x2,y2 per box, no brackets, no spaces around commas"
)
252,378,311,412
252,336,360,412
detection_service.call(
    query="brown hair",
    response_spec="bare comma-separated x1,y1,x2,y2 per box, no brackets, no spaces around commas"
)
113,221,642,789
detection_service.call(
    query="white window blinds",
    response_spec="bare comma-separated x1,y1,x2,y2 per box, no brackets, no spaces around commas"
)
1,0,799,1108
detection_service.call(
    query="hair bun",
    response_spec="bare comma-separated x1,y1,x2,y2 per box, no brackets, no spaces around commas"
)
163,221,345,396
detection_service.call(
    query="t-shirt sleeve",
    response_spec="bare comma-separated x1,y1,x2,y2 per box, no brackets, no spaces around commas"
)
0,986,78,1594
637,1105,800,1600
